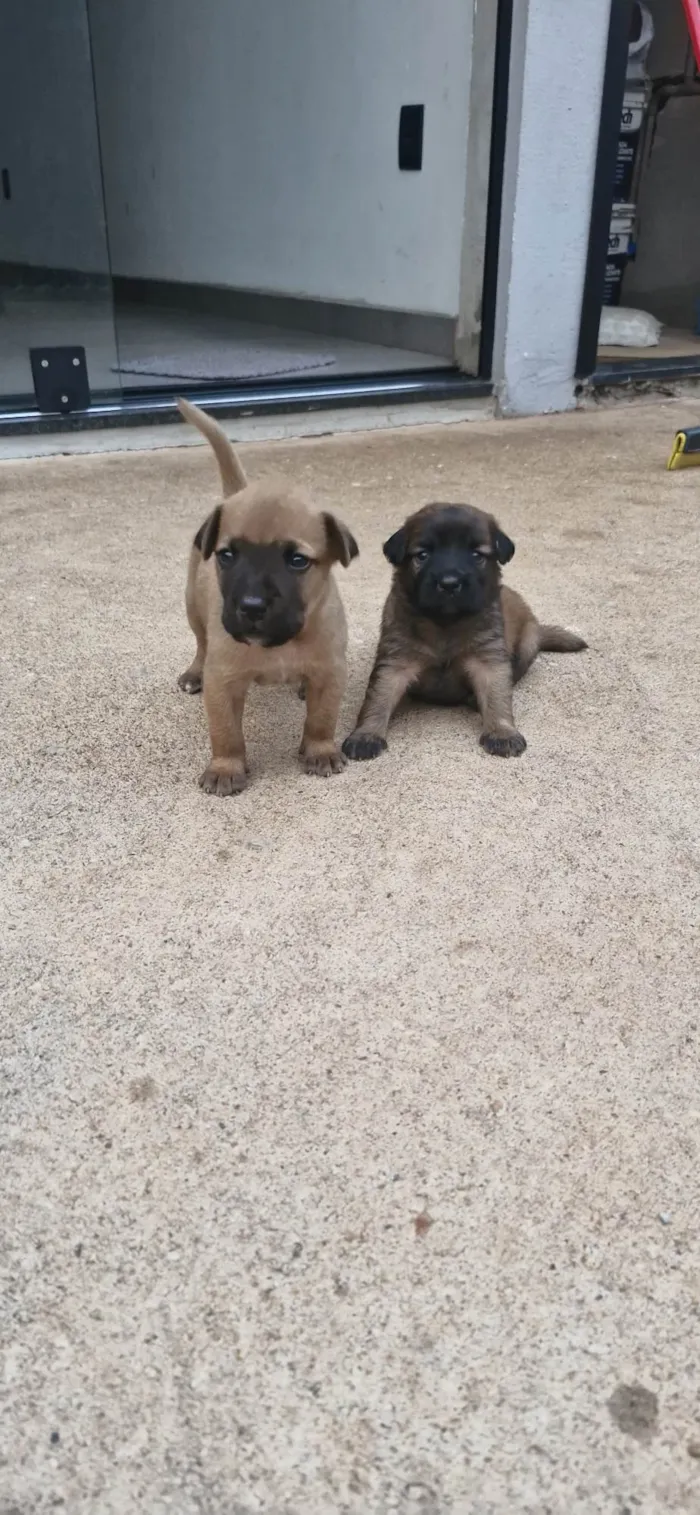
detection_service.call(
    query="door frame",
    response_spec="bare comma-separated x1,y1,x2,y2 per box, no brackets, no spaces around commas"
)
455,0,513,379
576,0,634,380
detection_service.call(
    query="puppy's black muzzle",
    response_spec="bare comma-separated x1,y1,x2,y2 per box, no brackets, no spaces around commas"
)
436,571,462,596
417,553,487,621
217,542,307,647
222,592,303,647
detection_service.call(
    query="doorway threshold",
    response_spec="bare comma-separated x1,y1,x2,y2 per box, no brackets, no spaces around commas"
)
0,368,490,437
0,396,495,462
592,353,700,386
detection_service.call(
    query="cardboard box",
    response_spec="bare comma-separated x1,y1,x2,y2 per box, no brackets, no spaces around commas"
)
604,203,636,306
614,85,649,199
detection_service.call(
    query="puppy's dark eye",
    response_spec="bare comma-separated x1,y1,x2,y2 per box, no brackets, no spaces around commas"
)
216,546,237,564
470,548,486,561
285,550,311,572
413,548,429,565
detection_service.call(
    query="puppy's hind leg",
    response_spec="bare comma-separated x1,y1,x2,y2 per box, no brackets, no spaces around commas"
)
178,549,207,694
178,628,206,694
511,619,587,686
510,618,541,686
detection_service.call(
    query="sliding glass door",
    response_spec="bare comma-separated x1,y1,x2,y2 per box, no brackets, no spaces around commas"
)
0,1,492,424
0,0,120,411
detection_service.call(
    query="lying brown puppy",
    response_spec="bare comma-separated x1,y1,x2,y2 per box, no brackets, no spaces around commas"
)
343,502,586,761
177,398,358,795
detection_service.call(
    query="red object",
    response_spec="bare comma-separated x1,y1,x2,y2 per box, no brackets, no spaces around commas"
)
681,0,700,70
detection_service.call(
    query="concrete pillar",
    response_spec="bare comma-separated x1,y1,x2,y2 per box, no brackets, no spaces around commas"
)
492,0,612,416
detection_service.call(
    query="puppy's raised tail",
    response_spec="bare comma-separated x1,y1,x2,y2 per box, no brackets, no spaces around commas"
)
177,397,248,497
538,625,588,654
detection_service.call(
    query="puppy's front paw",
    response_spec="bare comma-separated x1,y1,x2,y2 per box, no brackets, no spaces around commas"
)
302,748,347,778
198,763,248,797
342,732,388,762
480,730,527,758
178,667,203,695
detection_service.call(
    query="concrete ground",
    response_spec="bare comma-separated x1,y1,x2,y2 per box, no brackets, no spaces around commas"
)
2,398,700,1515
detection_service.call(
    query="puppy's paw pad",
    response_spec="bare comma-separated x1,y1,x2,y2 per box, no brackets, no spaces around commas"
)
480,731,527,758
342,732,388,762
178,670,203,694
303,751,347,778
198,766,248,797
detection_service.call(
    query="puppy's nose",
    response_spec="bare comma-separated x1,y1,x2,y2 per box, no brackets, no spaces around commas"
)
239,595,267,621
437,572,462,593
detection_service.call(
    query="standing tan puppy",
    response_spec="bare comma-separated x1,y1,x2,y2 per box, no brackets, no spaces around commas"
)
177,399,358,796
343,502,586,761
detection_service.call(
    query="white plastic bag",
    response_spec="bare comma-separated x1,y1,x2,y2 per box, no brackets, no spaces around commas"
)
599,306,662,348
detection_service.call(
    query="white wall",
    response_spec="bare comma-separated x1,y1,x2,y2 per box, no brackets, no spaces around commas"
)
492,0,611,415
88,0,474,317
0,0,110,273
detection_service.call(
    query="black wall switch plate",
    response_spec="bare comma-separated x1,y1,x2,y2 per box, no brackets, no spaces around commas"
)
398,104,425,170
30,347,90,414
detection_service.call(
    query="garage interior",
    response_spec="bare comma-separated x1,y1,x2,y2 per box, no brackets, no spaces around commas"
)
597,0,700,370
0,0,487,412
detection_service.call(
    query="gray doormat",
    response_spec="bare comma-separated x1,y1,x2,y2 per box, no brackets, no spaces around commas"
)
113,345,338,381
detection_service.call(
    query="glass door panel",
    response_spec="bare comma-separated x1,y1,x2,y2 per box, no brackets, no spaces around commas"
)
0,0,119,409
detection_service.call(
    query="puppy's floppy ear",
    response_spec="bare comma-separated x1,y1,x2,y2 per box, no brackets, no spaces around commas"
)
196,505,223,561
493,526,515,565
383,526,409,566
322,512,359,568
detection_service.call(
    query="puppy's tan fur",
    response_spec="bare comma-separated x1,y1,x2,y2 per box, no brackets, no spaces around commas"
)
177,398,357,795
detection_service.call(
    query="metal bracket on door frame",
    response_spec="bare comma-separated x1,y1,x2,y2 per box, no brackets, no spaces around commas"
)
29,346,91,414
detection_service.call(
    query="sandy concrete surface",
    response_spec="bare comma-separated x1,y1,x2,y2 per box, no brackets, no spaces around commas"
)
1,398,700,1515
